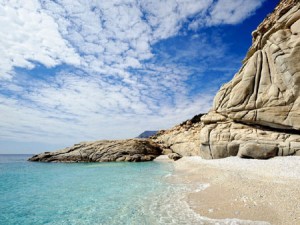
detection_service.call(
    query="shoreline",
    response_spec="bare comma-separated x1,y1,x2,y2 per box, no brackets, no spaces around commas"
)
169,156,300,225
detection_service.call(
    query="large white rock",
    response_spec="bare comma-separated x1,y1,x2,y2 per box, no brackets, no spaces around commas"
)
213,2,300,130
200,0,300,159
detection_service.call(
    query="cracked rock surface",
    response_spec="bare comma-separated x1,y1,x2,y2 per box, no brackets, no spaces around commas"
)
214,0,300,130
200,0,300,159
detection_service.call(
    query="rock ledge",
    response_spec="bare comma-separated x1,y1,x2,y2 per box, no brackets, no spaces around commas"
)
28,139,162,162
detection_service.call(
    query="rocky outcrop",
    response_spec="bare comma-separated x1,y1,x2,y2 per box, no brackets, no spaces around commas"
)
28,139,162,162
151,114,204,156
200,0,300,159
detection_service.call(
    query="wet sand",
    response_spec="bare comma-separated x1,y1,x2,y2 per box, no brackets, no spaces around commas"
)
172,156,300,225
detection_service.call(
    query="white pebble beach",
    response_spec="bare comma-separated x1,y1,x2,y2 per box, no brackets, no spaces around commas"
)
170,156,300,225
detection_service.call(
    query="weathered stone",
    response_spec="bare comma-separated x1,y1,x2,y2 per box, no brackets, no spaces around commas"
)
199,121,300,159
199,0,300,159
151,114,204,156
238,142,278,159
213,1,300,130
28,139,162,162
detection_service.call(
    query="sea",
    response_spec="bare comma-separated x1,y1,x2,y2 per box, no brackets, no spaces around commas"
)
0,154,268,225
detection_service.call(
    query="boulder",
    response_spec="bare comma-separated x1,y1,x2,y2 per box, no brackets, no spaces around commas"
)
238,142,278,159
168,153,182,161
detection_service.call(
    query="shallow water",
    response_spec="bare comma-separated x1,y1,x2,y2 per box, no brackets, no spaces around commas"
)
0,155,269,225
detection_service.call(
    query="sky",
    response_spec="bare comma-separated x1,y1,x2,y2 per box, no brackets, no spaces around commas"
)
0,0,279,154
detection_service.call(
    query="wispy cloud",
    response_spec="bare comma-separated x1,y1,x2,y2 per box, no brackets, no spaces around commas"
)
0,70,215,144
0,0,266,151
189,0,266,29
0,0,80,79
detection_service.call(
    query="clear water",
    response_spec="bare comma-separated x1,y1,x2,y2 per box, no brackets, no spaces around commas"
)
0,155,172,225
0,155,269,225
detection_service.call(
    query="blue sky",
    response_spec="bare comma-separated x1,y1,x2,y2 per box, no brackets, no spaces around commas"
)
0,0,278,154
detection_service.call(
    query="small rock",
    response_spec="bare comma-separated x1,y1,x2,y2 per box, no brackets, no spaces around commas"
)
168,153,182,161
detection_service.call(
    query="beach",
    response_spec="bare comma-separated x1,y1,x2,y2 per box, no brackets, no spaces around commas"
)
170,156,300,225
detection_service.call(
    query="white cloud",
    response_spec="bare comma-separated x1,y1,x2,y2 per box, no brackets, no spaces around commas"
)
208,0,265,25
0,70,215,145
0,0,80,79
189,0,266,29
0,0,266,79
140,0,214,41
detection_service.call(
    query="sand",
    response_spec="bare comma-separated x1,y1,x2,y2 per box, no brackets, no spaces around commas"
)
170,156,300,225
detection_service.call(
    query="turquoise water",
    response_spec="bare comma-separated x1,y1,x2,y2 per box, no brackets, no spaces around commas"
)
0,155,268,225
0,154,178,225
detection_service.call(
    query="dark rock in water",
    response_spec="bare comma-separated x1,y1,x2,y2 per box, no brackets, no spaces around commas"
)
136,131,158,138
28,139,162,162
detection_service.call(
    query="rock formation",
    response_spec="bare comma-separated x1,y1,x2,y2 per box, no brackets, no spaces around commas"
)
200,0,300,159
28,0,300,162
28,139,161,162
152,0,300,160
151,114,203,156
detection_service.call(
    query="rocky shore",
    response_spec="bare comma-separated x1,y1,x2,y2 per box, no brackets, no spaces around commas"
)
29,0,300,162
28,139,161,162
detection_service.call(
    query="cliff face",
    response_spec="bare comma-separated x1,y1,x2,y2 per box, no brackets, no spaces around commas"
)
200,0,300,159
